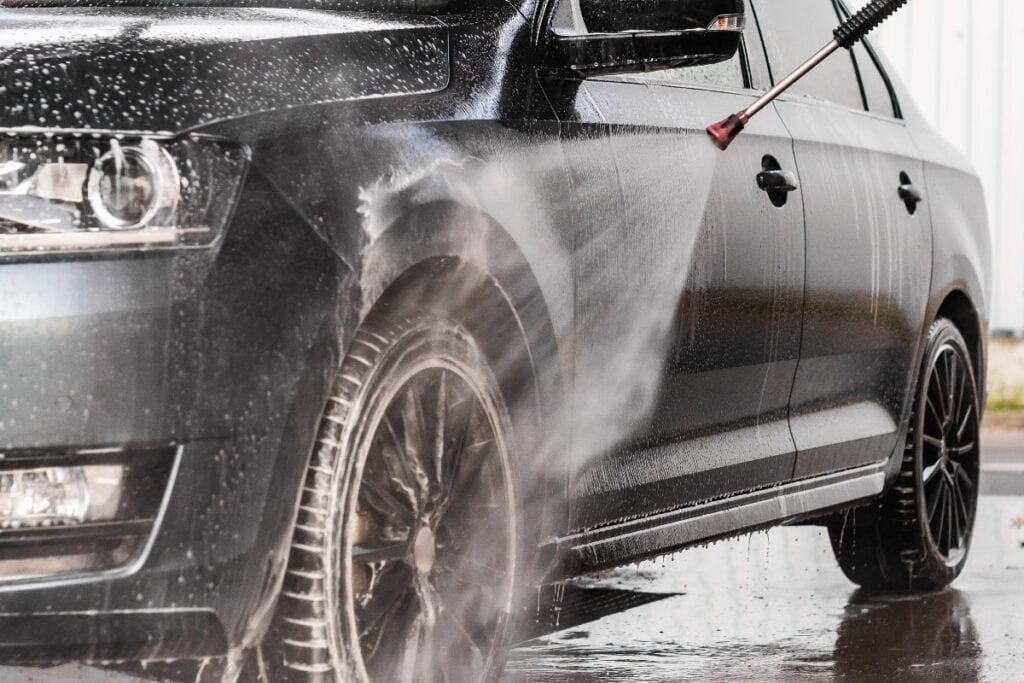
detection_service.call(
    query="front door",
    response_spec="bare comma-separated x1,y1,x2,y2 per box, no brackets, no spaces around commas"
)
540,3,807,530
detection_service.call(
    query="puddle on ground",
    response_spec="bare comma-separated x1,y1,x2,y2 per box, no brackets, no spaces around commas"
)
504,495,1024,682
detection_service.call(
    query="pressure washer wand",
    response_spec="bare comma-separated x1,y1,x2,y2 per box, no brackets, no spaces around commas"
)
707,0,910,151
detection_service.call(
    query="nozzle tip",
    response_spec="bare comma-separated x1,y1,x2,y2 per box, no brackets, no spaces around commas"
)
706,114,746,151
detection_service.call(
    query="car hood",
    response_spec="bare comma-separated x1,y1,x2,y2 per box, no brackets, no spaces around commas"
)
0,7,450,134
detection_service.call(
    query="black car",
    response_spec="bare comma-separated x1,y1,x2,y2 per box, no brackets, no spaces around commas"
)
0,0,991,680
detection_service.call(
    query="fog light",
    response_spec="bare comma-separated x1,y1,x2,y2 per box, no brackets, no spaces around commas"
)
0,465,124,530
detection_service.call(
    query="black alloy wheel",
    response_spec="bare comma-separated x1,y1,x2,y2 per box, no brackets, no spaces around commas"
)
918,336,979,566
268,312,518,682
829,318,981,591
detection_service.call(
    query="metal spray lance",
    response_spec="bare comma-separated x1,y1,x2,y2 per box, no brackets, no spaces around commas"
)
707,0,912,151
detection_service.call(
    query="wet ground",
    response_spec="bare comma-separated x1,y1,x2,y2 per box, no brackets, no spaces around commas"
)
8,432,1024,682
505,431,1024,682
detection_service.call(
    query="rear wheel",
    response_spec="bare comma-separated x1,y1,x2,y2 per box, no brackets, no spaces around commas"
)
268,311,519,682
829,318,981,591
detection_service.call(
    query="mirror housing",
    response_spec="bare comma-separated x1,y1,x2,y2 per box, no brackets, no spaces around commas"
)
545,0,745,77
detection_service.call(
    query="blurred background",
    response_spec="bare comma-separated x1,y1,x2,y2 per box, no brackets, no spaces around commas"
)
851,0,1024,427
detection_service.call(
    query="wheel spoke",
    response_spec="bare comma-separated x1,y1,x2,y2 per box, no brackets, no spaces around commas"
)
951,356,967,432
357,562,413,637
945,481,956,552
437,400,483,519
950,474,970,545
353,539,410,564
397,611,423,683
948,478,962,548
940,481,954,553
399,388,433,507
956,404,974,442
446,439,494,505
927,478,945,524
932,356,950,425
379,415,421,512
410,577,441,682
922,460,943,483
952,442,976,457
430,371,448,508
925,396,944,431
954,462,975,493
922,434,944,450
361,590,411,663
440,608,490,673
945,351,958,426
361,477,416,526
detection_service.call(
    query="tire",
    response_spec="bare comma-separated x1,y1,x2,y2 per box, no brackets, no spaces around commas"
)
828,318,981,592
266,310,520,682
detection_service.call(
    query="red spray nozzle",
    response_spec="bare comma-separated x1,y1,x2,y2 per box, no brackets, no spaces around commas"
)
706,114,746,151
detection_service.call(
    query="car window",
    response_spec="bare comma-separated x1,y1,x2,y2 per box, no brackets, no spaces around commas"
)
549,0,587,35
852,42,897,117
549,0,746,89
751,0,865,110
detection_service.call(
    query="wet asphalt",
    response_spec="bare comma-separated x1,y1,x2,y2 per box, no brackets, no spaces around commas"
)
8,432,1024,682
504,431,1024,682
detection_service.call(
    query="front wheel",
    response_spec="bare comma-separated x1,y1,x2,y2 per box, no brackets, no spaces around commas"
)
267,311,520,682
829,318,981,591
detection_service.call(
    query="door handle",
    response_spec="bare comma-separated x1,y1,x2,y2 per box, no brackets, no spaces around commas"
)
757,169,799,194
898,172,923,214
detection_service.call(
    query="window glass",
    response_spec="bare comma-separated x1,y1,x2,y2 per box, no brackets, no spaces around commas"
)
853,42,896,116
550,0,587,35
751,0,865,110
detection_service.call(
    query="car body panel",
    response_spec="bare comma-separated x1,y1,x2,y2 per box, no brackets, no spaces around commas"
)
775,99,933,479
546,71,805,529
0,8,450,133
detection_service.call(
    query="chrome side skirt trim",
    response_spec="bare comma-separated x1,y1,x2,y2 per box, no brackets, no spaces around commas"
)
549,464,886,578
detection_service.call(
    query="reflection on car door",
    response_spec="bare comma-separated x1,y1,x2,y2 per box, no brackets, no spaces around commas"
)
752,0,932,478
540,11,806,530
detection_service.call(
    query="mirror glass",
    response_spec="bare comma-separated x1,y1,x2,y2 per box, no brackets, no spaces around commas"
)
551,0,746,88
562,0,744,34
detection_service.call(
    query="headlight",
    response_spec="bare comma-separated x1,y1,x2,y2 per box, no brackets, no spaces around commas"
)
0,134,247,252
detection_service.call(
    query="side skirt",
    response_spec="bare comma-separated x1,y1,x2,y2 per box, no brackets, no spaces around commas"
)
544,463,886,580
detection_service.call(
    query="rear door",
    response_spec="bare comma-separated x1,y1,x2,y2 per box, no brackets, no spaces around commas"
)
541,4,806,529
750,0,932,477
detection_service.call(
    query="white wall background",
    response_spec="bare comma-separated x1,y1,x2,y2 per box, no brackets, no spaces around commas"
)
849,0,1023,334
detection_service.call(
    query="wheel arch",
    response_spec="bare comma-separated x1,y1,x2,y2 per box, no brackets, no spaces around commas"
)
928,285,988,408
351,199,573,579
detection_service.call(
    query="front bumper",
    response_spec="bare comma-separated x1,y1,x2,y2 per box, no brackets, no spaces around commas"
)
0,171,346,662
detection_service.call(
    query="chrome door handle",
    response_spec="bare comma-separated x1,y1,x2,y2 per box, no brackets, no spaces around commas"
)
757,169,799,193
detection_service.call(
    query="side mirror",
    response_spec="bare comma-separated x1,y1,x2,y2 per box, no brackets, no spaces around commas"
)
546,0,746,77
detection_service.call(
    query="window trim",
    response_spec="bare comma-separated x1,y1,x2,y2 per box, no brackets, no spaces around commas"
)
834,0,903,119
750,0,901,117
